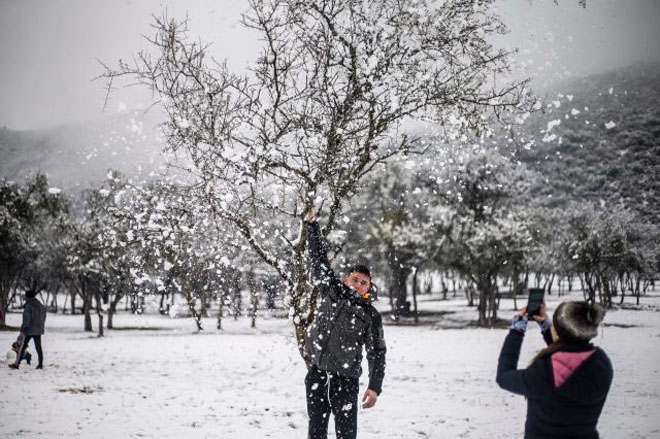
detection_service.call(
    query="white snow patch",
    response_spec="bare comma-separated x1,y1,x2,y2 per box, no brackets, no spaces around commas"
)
2,291,658,438
546,119,561,131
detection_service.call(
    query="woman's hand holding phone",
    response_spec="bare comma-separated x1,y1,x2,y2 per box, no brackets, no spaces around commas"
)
519,300,548,322
530,300,547,322
515,301,551,333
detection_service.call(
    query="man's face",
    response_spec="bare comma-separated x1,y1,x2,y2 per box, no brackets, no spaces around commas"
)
343,271,371,297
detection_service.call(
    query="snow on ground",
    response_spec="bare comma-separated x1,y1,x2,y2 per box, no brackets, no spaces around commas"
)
2,292,660,438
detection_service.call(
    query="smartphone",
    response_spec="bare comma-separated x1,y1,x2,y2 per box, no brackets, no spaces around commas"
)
527,288,545,318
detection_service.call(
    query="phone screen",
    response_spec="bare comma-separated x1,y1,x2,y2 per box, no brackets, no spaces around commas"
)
527,288,545,317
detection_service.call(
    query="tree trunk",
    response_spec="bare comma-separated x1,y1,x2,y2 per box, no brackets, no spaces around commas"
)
291,258,311,366
232,283,241,321
412,267,419,324
544,273,555,296
465,282,475,307
107,288,124,330
83,300,93,332
0,291,7,328
390,261,410,318
78,277,93,331
70,286,77,315
387,278,394,309
217,291,224,330
159,292,169,315
50,284,60,312
292,282,312,367
477,281,487,326
0,266,22,327
620,274,628,305
512,268,522,310
94,290,104,337
492,281,500,320
183,277,203,331
477,274,496,327
596,272,613,309
248,268,259,329
200,283,208,318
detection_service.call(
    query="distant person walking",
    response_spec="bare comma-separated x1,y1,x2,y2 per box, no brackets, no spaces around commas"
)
497,301,613,438
9,290,47,370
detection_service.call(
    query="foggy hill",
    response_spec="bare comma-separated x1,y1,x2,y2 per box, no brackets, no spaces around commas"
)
517,62,660,223
0,110,167,189
2,63,659,225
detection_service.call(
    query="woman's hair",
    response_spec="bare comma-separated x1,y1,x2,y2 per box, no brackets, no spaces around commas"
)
554,301,606,342
531,341,564,365
531,301,606,364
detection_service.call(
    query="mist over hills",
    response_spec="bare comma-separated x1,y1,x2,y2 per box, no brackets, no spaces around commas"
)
1,63,658,226
515,62,660,224
0,110,167,190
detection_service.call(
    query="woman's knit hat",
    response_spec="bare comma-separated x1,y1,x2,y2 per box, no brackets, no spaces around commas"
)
553,301,606,342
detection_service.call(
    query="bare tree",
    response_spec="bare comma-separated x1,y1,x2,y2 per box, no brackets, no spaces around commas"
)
101,0,531,360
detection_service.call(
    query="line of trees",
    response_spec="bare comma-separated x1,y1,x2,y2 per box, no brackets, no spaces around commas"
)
343,145,660,325
2,141,658,334
0,172,285,334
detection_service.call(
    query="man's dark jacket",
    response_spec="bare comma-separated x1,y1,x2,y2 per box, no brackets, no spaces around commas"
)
497,328,613,439
304,221,386,394
21,297,47,335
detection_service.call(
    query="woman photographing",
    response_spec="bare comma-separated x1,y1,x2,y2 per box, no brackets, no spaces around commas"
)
497,300,613,438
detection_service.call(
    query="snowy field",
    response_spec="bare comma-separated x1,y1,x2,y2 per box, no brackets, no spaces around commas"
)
2,292,660,439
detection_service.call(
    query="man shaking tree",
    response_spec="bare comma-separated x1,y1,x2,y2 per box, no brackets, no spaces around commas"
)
304,208,387,439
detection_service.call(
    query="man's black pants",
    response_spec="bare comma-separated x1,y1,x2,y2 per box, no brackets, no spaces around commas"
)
305,365,359,439
16,335,43,367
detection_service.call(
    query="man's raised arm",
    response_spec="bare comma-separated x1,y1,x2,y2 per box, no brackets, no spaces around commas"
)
305,208,338,288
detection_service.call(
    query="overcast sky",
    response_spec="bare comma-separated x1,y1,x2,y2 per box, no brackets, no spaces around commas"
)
1,0,659,131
